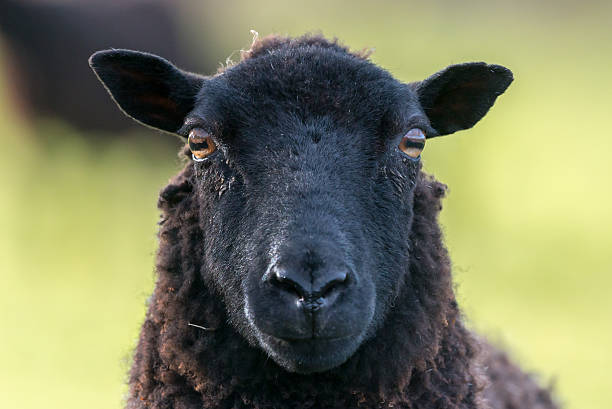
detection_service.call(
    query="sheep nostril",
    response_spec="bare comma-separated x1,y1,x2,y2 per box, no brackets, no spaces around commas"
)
267,265,351,300
268,268,307,299
319,271,349,298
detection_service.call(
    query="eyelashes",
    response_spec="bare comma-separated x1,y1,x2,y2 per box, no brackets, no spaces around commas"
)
398,128,425,159
189,128,217,161
188,127,425,162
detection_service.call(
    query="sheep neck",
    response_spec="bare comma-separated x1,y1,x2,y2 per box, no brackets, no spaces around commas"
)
126,164,486,409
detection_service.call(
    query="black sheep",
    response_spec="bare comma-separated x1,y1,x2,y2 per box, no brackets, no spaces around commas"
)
90,34,559,409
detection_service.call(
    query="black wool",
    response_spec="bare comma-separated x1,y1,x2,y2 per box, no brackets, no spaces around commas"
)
90,34,557,409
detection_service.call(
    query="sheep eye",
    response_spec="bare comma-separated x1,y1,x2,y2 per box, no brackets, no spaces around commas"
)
399,128,426,159
188,128,216,161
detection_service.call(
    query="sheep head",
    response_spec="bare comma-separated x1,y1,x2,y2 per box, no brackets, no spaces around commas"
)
90,36,512,375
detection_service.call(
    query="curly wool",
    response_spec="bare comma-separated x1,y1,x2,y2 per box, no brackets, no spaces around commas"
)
126,155,482,409
122,35,558,409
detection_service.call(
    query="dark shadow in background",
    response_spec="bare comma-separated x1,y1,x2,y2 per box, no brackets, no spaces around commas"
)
0,0,214,137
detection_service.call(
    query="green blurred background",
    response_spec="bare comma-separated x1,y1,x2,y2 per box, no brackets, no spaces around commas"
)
1,1,610,408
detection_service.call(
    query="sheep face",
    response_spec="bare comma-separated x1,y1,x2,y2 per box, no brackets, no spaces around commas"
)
90,38,512,374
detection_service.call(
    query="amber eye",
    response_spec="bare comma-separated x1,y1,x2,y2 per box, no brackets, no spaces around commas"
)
188,128,216,161
399,128,426,158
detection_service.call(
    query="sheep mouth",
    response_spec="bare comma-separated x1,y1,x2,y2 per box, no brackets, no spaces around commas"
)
258,331,365,374
264,332,357,343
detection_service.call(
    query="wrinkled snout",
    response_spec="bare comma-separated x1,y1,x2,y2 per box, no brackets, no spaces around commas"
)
267,263,350,311
262,251,355,338
247,237,375,373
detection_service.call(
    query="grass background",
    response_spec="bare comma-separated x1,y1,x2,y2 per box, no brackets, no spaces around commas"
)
1,1,611,408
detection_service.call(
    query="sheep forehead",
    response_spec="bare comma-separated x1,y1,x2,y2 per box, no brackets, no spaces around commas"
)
233,47,396,94
194,46,414,137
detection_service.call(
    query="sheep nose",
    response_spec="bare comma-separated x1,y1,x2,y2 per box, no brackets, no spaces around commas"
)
266,265,351,311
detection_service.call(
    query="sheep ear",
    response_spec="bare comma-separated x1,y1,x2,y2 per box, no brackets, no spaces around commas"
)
415,62,513,137
89,49,204,134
